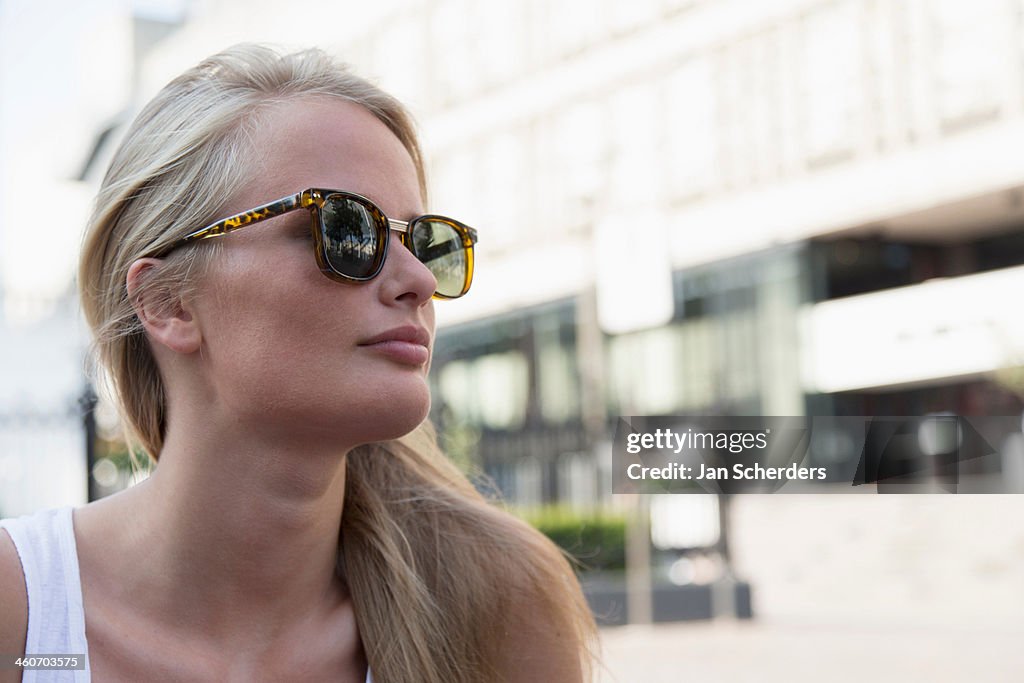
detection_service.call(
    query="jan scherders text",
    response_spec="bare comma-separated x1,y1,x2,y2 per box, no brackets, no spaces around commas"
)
612,415,1021,494
624,427,826,483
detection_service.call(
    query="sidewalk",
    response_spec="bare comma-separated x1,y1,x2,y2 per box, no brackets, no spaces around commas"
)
597,617,1024,682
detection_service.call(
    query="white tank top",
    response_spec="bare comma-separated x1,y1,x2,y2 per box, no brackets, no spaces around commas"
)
0,506,373,683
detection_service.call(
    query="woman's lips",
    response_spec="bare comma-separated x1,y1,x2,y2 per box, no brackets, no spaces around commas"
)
359,339,430,365
357,326,431,365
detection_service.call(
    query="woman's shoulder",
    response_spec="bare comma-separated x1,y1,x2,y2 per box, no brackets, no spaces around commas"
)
0,525,28,680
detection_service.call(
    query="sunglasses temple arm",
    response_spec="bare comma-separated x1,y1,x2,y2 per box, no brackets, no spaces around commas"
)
172,193,307,247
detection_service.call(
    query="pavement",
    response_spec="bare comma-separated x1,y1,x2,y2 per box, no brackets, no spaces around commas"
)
596,616,1024,682
594,494,1024,681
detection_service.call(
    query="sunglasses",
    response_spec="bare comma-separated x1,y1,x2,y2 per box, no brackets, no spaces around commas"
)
153,188,478,299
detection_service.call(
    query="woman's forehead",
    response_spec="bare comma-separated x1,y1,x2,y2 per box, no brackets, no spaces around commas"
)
237,97,422,217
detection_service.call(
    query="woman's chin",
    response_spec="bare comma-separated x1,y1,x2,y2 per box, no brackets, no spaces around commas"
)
351,396,432,444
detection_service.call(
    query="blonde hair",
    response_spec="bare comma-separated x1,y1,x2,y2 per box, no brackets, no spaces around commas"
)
78,44,597,682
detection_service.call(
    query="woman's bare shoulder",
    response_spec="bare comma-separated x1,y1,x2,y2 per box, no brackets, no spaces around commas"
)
0,527,28,680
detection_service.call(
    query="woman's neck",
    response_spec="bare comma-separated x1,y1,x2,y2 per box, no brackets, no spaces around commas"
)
79,423,353,648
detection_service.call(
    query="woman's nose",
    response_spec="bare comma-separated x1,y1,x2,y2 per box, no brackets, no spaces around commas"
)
376,234,438,305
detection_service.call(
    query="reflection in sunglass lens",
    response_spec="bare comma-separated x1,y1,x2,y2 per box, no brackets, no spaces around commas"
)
411,219,468,298
322,197,380,278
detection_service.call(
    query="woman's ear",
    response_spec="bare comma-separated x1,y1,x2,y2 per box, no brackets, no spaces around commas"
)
126,258,202,354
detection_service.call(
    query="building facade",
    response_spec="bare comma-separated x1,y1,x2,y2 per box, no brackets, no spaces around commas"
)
411,0,1024,505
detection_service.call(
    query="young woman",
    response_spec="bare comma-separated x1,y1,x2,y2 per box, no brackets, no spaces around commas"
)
0,45,597,682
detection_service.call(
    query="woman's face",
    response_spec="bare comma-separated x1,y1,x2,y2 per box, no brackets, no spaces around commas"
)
188,97,437,448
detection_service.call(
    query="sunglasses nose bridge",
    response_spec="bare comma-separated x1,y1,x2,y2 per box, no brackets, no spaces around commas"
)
387,218,412,248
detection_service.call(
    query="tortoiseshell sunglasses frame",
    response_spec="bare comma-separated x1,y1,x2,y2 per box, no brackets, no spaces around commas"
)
152,188,478,300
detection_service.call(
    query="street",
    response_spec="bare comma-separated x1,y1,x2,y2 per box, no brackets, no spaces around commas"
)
597,616,1023,682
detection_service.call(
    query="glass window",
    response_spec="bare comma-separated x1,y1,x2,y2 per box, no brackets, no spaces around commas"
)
439,360,474,421
608,326,685,415
537,335,580,423
679,318,715,410
476,352,530,429
438,351,529,429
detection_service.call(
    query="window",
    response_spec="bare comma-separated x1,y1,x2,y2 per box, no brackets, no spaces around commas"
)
439,351,530,429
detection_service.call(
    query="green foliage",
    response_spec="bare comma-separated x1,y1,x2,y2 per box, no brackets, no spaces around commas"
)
518,506,626,573
97,438,154,474
439,419,481,475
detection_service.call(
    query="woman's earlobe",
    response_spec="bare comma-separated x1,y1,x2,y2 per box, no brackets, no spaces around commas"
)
126,258,202,354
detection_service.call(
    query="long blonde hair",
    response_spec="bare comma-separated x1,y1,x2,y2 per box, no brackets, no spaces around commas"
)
78,44,597,682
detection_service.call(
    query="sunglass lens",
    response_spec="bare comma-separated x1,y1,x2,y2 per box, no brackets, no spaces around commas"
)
321,196,383,278
411,219,470,298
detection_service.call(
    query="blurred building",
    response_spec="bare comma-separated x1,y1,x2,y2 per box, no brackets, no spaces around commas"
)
0,0,133,516
407,0,1024,506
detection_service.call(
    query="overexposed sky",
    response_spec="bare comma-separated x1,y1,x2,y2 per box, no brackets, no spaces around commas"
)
0,0,392,325
0,0,131,323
